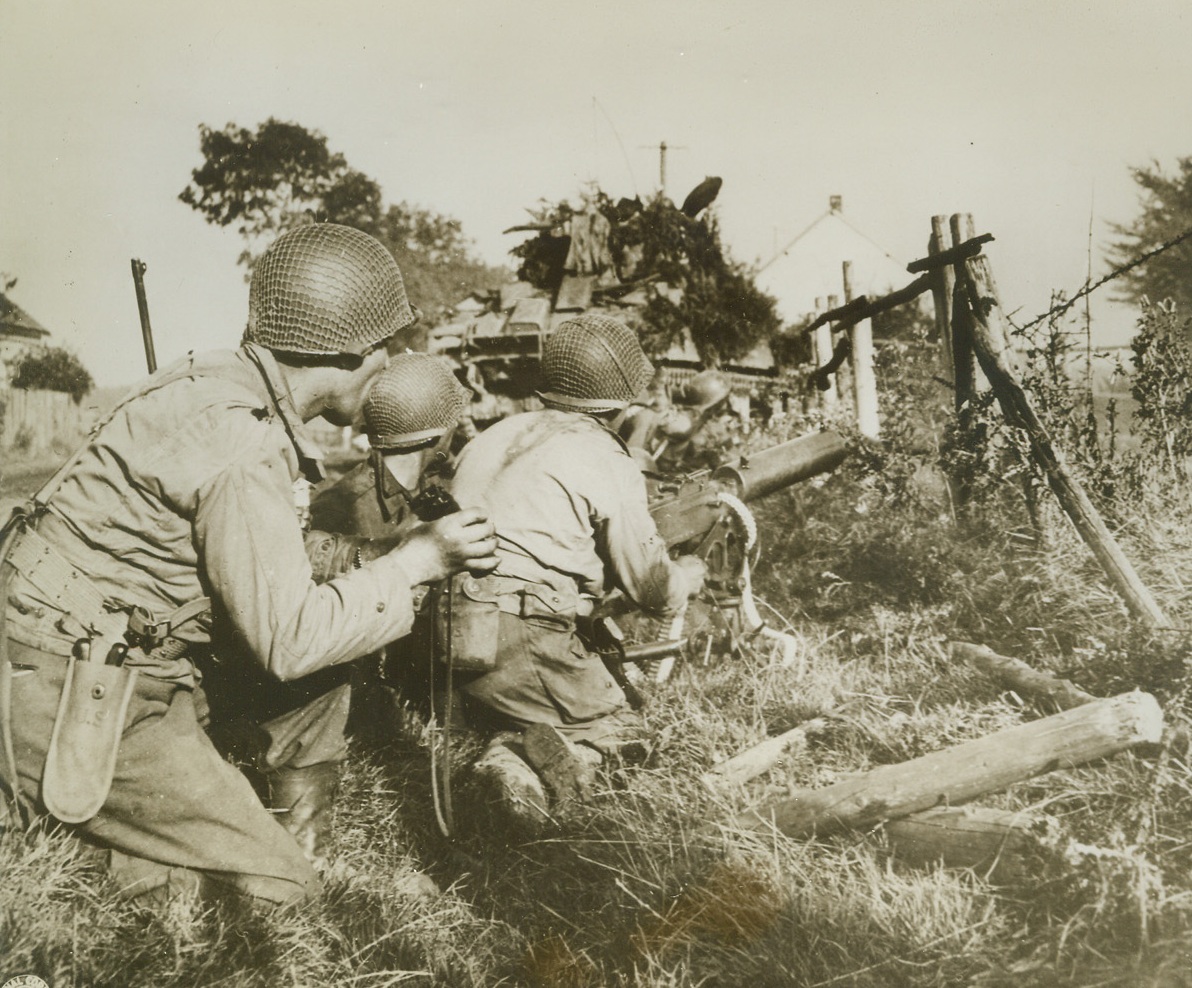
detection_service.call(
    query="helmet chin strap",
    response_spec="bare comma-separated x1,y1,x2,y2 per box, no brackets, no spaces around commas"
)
371,427,458,523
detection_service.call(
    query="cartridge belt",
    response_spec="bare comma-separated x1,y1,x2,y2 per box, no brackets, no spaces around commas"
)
6,523,209,653
457,573,595,622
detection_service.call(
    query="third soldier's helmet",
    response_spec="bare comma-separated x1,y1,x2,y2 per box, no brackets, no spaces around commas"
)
245,223,416,356
538,313,653,412
364,354,469,450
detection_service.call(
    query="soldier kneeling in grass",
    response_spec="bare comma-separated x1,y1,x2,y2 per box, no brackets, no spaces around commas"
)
445,314,705,836
0,225,497,906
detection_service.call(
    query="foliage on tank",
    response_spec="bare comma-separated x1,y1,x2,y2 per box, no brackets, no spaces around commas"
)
508,185,782,367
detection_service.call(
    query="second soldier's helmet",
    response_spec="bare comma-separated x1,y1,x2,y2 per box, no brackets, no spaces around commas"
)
245,223,416,356
676,370,732,412
538,313,653,412
364,354,470,450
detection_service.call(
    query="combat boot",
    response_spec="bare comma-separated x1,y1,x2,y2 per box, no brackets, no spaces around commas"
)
470,732,550,839
522,722,600,811
266,761,340,871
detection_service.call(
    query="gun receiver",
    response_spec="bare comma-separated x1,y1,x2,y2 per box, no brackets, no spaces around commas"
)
649,429,847,548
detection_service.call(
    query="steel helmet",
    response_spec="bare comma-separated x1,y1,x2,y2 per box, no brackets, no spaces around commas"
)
245,223,416,356
363,354,470,450
676,370,732,412
538,313,653,412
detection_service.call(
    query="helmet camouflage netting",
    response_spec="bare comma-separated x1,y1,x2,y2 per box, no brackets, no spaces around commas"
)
245,223,415,356
364,354,469,449
538,313,653,411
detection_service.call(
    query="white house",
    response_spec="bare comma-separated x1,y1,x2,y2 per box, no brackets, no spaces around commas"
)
0,291,50,387
756,196,908,326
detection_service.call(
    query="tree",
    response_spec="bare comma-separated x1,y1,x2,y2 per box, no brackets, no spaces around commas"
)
1107,156,1192,313
179,119,506,315
13,346,94,402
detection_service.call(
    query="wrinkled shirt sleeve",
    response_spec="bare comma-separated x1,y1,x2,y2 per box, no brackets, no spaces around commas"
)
595,453,688,617
192,432,416,681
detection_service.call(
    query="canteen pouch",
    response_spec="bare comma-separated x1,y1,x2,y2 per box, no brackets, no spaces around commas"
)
436,575,501,672
42,657,138,824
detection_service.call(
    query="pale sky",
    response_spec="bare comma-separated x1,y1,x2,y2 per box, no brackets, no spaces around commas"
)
2,0,1190,386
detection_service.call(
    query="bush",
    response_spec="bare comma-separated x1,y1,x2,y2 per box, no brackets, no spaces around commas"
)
12,346,94,402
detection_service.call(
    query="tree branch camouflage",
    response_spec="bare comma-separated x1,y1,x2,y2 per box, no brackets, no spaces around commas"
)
510,188,781,367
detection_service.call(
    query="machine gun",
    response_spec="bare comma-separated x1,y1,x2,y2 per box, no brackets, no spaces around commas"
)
642,429,848,672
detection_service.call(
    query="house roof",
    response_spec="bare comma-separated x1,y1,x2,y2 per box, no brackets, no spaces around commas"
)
0,293,50,340
755,198,907,326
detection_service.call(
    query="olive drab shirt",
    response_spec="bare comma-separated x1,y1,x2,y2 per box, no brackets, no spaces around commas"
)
4,345,417,685
450,409,687,614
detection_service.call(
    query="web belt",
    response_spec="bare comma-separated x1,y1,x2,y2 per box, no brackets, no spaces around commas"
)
6,524,210,650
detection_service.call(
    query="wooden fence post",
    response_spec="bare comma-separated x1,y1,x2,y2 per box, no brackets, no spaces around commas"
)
929,215,955,380
814,296,839,413
959,253,1171,628
949,214,981,413
843,261,880,438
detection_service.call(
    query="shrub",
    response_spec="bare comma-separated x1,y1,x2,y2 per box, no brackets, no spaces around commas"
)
12,346,94,402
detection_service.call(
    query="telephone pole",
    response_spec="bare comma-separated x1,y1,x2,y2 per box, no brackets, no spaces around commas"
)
641,139,687,196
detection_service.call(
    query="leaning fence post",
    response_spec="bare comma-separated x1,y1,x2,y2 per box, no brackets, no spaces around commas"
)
958,251,1171,628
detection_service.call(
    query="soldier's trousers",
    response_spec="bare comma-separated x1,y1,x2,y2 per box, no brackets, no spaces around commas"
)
8,640,350,905
460,611,643,753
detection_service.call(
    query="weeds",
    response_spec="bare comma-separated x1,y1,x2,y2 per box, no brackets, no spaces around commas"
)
8,303,1192,985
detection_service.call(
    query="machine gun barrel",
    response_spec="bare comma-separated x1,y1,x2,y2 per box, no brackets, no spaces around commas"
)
649,429,847,548
713,430,848,503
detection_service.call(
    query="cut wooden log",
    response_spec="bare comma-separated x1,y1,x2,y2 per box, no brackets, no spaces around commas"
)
727,691,1162,838
702,718,829,790
884,805,1059,884
950,641,1096,711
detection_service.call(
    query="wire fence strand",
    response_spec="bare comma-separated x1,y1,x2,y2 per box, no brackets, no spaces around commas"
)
1013,224,1192,335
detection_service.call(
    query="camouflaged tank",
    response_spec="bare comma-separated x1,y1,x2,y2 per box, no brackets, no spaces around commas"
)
428,181,791,430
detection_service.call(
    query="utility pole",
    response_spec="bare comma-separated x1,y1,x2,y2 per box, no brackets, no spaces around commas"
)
641,140,687,196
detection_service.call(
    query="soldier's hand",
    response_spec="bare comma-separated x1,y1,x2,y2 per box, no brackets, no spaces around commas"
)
388,509,498,584
674,554,707,598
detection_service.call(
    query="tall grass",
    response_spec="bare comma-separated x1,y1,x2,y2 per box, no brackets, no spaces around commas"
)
6,303,1192,985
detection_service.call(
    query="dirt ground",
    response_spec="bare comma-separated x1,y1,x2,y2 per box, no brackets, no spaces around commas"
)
0,454,63,503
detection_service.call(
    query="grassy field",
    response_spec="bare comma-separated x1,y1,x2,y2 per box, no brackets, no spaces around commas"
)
4,322,1192,986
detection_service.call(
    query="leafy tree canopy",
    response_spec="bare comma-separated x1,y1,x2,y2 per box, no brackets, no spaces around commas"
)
179,118,507,318
13,346,94,402
509,187,781,366
1107,156,1192,313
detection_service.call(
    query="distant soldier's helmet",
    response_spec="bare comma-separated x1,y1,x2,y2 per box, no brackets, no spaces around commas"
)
676,370,732,412
538,313,654,412
245,223,416,356
364,354,470,450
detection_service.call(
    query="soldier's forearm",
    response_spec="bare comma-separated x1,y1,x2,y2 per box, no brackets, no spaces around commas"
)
304,531,402,583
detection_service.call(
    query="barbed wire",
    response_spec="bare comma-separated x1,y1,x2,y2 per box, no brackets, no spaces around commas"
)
1012,224,1192,335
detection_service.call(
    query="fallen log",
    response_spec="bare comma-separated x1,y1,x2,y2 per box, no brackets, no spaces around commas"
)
702,718,830,790
884,805,1060,884
950,641,1096,711
727,691,1162,838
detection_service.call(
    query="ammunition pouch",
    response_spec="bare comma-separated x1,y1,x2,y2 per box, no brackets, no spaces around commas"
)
42,656,138,823
436,574,502,673
436,575,582,672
